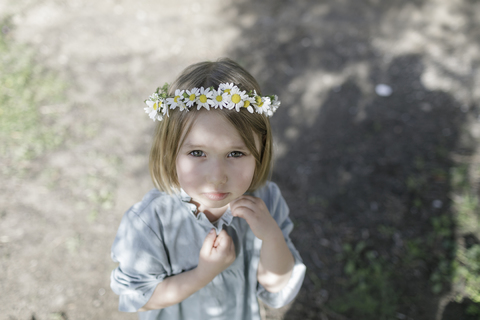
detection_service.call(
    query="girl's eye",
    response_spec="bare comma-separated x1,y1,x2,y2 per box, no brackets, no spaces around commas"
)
228,151,245,158
189,150,205,157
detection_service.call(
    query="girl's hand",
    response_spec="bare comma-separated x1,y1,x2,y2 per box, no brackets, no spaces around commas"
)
197,229,236,280
230,195,280,241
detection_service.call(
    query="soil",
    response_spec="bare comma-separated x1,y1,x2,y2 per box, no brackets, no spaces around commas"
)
1,0,480,319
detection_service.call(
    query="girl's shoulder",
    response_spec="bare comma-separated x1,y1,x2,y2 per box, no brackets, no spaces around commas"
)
253,180,281,197
253,181,284,208
129,189,175,213
125,189,184,225
116,189,191,242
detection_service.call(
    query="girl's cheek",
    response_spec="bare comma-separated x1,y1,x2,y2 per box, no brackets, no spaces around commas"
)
177,156,195,174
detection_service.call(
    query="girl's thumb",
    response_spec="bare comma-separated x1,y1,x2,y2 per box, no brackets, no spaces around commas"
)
201,229,217,251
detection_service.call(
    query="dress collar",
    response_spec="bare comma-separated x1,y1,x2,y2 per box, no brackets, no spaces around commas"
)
180,188,192,202
178,189,234,233
179,189,198,215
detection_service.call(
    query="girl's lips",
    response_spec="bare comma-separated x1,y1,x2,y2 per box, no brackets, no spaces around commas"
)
204,192,229,201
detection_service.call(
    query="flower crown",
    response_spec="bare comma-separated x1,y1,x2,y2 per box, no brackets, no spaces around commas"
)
144,83,280,121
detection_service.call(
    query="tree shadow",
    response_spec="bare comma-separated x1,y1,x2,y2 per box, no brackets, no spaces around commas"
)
227,0,478,319
275,53,469,319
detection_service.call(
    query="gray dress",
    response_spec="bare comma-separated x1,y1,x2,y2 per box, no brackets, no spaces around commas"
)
110,181,306,320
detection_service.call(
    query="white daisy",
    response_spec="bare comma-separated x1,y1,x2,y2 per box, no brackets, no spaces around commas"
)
218,82,235,95
145,99,163,121
211,88,230,109
166,89,185,110
229,86,248,112
254,95,272,115
185,87,200,107
196,87,214,110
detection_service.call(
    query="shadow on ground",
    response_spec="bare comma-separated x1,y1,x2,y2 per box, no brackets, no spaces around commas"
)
228,0,479,319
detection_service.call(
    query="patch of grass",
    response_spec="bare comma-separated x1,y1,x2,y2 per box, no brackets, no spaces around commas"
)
0,18,66,175
406,174,427,193
377,224,396,238
430,258,456,294
431,214,453,239
329,241,399,319
449,159,480,308
404,238,426,266
78,152,121,222
456,244,480,303
424,213,457,294
450,164,469,191
455,194,480,234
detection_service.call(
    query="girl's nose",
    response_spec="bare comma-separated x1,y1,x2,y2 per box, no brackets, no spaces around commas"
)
206,159,228,186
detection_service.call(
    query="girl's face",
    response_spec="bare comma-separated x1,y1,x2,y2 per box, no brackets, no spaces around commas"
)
176,111,258,217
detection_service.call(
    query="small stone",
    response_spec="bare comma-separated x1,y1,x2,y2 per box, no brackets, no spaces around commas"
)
320,289,329,299
320,238,330,247
432,199,443,209
375,84,393,97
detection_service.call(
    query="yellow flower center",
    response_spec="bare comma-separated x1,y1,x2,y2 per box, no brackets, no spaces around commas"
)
216,95,223,102
199,94,207,103
224,89,231,94
255,96,262,104
189,94,196,101
174,96,180,103
231,94,241,104
153,102,158,110
244,100,250,108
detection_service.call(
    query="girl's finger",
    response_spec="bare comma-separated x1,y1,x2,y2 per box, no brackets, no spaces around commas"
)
230,199,258,214
230,206,251,218
215,229,228,243
201,229,217,253
215,230,232,249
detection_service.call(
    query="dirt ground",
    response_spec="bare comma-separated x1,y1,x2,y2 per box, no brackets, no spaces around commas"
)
1,0,480,319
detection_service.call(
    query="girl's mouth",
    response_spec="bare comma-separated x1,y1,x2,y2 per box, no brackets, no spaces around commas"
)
204,192,229,201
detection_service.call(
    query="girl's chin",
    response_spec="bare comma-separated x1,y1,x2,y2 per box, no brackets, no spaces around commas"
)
194,198,231,215
199,200,229,211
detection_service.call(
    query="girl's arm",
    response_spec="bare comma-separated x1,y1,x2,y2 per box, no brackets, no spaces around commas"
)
230,196,295,293
139,229,236,311
256,227,295,292
139,267,208,311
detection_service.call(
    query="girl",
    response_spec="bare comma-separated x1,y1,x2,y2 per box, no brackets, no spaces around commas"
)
110,58,306,320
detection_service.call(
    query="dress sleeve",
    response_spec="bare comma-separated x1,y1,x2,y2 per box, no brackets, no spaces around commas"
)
256,182,307,309
110,204,169,312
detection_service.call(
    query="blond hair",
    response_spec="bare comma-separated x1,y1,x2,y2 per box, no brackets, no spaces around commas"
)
149,58,273,194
